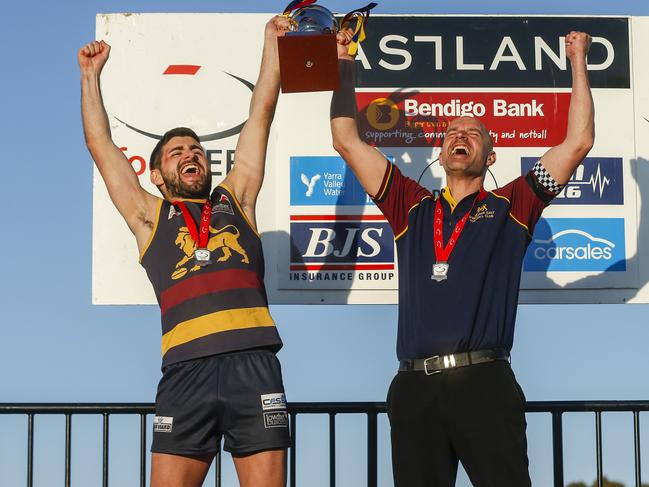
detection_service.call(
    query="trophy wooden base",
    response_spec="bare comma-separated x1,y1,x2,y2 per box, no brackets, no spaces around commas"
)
277,33,340,93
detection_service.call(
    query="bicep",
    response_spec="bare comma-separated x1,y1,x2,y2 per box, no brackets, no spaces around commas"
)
336,138,388,197
91,140,158,233
539,141,589,186
222,115,271,211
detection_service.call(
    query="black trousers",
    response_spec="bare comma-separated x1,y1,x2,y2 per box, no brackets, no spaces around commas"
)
387,361,530,487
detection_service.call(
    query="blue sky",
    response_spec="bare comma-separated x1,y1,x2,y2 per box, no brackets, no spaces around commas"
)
1,1,649,486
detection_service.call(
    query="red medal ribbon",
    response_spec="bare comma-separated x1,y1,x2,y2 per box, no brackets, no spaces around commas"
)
433,188,487,264
173,200,212,249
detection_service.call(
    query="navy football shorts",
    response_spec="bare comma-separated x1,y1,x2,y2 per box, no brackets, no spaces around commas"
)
151,349,291,456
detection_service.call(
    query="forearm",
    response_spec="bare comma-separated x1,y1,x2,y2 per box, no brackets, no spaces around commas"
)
248,37,281,123
81,71,115,151
565,58,595,153
330,59,361,151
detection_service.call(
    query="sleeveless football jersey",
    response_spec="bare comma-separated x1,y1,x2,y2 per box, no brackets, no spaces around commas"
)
140,184,282,367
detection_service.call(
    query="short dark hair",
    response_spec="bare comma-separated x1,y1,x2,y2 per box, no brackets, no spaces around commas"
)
149,127,201,171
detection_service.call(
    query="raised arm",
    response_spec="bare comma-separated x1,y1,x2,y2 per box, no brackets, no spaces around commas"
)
330,31,387,197
539,32,595,185
79,41,159,250
222,16,288,228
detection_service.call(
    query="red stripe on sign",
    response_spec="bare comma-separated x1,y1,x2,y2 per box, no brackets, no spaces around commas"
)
163,65,201,75
160,269,262,315
290,264,394,271
290,215,386,221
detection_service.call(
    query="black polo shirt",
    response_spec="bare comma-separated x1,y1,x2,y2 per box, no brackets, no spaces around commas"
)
373,163,554,360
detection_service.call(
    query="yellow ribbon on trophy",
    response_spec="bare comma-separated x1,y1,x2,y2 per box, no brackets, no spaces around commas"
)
341,2,377,56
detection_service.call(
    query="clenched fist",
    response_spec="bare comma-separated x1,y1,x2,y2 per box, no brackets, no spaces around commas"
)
565,31,591,63
78,40,111,75
265,15,291,40
336,28,355,61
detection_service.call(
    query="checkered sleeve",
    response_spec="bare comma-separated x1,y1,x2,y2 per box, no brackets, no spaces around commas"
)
532,160,565,195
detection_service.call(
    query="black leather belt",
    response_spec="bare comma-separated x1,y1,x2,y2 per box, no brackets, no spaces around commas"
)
399,349,510,375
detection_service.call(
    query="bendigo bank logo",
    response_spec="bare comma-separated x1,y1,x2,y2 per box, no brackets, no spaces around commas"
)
524,218,626,272
172,224,249,280
115,65,255,142
289,216,394,271
365,97,400,130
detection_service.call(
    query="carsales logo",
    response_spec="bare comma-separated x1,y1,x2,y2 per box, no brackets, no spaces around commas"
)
524,218,626,272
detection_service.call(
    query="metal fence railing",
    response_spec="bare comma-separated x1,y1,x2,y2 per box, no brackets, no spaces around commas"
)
1,401,648,487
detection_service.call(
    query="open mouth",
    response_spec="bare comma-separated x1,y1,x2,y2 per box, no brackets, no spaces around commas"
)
180,163,201,176
450,145,470,156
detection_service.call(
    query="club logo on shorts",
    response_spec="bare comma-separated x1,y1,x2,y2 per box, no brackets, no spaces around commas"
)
153,416,174,433
264,411,288,429
260,393,287,411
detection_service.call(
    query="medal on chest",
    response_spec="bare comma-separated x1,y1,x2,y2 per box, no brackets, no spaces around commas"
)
431,188,486,282
173,199,213,267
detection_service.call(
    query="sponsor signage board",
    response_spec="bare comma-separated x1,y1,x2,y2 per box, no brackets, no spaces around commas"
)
290,157,373,206
524,218,626,272
93,14,648,305
521,157,624,205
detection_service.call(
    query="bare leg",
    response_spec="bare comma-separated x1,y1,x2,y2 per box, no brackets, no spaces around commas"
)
233,449,287,487
151,452,214,487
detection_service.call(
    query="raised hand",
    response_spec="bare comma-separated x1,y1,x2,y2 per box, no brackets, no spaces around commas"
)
78,40,111,75
336,28,355,61
265,15,291,41
565,31,591,64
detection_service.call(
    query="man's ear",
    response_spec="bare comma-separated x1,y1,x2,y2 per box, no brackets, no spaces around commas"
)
150,168,164,187
485,150,496,168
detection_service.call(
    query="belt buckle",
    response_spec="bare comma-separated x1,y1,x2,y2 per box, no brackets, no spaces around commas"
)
423,355,441,375
424,354,457,375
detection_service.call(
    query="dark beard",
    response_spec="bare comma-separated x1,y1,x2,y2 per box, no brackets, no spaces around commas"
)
163,171,212,199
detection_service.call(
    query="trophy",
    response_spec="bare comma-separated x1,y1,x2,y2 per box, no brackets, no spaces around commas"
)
278,0,377,93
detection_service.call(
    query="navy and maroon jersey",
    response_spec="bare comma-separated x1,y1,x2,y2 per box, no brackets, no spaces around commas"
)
140,184,282,368
373,163,554,360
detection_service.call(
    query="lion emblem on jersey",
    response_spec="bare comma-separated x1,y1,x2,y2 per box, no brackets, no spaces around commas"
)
171,225,250,280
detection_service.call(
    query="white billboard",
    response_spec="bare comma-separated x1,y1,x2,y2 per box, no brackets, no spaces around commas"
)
93,13,649,304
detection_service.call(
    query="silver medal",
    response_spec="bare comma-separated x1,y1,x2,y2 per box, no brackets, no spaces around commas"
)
194,248,212,266
431,262,449,282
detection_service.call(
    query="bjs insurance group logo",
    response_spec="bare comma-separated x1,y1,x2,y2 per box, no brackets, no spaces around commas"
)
289,216,394,270
290,157,372,206
521,157,623,204
524,218,626,272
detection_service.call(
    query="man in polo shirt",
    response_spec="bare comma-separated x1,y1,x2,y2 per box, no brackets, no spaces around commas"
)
330,30,594,486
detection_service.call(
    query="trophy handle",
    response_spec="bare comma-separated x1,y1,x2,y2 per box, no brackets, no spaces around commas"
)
340,2,378,55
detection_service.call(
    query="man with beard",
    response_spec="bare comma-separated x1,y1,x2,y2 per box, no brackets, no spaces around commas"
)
79,16,290,487
330,30,594,486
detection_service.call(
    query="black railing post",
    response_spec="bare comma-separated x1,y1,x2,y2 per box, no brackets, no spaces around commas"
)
27,413,34,487
102,413,109,487
551,411,564,487
367,411,378,487
290,412,297,487
65,413,72,487
634,411,642,487
140,413,146,487
329,413,336,487
215,448,221,487
596,411,603,487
